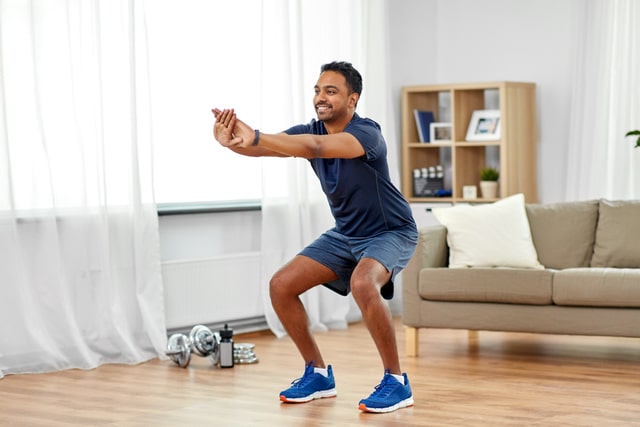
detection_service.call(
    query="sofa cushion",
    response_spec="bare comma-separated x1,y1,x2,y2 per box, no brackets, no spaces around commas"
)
591,199,640,268
553,268,640,308
418,267,553,305
526,200,598,269
432,194,544,269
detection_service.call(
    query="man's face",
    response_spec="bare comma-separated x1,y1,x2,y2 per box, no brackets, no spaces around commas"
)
313,71,358,122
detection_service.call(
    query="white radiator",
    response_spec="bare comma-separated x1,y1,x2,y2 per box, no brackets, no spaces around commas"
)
162,252,264,330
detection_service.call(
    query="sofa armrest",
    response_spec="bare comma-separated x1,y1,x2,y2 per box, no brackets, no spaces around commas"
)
402,225,448,326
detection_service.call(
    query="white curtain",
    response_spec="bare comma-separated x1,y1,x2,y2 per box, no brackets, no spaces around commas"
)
0,0,166,377
258,0,396,337
566,0,640,200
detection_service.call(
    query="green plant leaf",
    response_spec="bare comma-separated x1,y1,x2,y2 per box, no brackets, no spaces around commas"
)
625,130,640,148
480,167,499,181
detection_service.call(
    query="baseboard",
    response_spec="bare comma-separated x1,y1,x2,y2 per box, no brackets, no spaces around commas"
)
166,315,269,337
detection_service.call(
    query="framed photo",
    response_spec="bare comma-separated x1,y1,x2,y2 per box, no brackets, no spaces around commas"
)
466,110,501,141
462,185,477,200
429,122,452,143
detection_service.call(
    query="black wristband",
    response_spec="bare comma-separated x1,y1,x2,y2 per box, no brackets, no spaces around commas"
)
252,129,260,146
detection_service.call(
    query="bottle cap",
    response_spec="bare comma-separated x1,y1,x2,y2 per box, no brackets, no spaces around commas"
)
220,323,233,339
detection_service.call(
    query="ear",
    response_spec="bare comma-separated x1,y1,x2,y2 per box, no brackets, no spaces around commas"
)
349,92,359,108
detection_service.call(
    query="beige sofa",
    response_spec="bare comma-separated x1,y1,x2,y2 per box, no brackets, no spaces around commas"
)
402,198,640,356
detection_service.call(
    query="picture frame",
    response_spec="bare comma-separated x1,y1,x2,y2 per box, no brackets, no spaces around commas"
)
462,185,478,200
465,110,501,141
429,122,452,143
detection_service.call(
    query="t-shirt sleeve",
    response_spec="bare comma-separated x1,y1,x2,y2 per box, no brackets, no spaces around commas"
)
344,119,384,161
283,123,311,135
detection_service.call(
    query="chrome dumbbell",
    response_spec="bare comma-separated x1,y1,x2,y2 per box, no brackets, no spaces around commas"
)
166,324,220,368
189,324,221,365
165,333,192,368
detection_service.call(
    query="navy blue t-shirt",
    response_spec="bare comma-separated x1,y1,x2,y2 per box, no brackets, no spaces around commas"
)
284,114,415,237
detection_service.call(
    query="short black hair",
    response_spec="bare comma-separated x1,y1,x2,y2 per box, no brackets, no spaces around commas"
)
320,61,363,96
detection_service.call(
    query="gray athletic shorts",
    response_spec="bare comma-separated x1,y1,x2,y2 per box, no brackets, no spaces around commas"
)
298,226,418,300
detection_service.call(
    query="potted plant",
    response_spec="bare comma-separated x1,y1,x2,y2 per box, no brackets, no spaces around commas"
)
479,167,499,199
626,130,640,148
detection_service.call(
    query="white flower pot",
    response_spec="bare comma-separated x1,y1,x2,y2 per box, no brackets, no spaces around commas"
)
479,181,498,199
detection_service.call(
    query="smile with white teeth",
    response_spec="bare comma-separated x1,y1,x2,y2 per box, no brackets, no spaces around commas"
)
316,105,330,112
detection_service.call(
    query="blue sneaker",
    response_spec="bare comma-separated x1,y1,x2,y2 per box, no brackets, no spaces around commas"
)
358,370,414,413
279,362,337,403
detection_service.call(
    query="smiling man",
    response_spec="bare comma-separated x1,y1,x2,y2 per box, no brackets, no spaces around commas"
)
212,61,417,413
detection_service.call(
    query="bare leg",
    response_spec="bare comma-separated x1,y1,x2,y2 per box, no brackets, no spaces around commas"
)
350,258,401,375
269,255,338,369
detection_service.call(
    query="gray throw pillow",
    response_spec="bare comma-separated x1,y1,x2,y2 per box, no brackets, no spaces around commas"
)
526,200,599,269
591,199,640,268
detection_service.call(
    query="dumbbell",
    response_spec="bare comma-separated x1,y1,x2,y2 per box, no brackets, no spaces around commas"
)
189,324,221,365
165,333,192,368
165,324,220,368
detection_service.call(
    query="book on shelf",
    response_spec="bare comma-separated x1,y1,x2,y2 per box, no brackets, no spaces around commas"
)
413,109,435,142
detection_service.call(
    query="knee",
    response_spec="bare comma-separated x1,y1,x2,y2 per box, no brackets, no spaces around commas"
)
350,276,378,306
269,270,293,303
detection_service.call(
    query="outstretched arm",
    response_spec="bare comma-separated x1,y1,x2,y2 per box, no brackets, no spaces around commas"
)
212,109,287,158
214,108,365,159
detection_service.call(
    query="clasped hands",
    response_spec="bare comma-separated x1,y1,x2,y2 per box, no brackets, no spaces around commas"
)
211,108,254,148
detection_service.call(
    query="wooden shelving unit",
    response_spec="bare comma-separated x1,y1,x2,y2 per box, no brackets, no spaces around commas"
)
401,81,538,204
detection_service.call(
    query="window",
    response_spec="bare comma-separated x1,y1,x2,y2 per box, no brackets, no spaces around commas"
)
2,0,372,210
0,0,265,212
146,0,263,204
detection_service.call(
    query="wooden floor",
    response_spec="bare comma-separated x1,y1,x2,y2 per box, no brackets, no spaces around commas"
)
1,317,639,426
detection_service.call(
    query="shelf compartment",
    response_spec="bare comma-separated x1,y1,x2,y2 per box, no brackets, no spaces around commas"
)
454,145,501,199
401,82,537,207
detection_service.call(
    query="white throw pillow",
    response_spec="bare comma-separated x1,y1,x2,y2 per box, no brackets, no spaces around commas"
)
432,194,544,269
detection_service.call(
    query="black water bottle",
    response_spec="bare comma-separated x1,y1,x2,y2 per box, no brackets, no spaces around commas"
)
219,324,234,368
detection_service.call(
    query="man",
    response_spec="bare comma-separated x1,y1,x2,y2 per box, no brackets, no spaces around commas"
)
212,61,417,413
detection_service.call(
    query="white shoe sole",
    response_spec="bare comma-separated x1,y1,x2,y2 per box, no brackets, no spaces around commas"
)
280,388,337,403
358,396,414,413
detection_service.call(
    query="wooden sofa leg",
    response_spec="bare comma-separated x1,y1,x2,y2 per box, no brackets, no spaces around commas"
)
406,326,419,357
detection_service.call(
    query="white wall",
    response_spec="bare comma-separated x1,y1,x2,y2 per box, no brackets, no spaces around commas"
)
159,211,262,330
388,0,583,203
159,211,260,260
161,0,585,327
